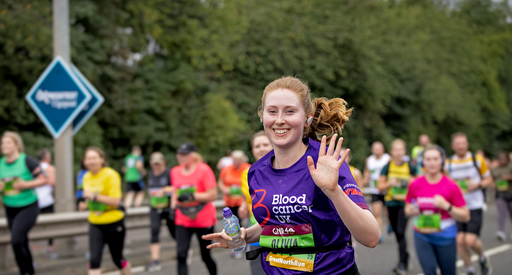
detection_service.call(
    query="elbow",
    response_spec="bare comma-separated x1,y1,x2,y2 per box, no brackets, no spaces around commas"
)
112,198,122,208
461,211,470,223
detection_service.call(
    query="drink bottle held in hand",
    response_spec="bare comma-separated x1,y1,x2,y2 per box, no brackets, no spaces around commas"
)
222,207,246,253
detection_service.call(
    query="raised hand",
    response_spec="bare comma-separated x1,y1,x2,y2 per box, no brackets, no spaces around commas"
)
202,228,247,249
307,134,350,194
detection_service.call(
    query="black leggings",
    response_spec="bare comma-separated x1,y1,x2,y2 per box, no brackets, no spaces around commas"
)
150,207,176,243
89,219,127,269
5,202,39,275
388,205,409,266
39,204,55,246
176,225,217,275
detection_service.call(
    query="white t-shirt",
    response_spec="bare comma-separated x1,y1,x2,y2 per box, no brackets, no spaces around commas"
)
35,162,55,208
367,153,391,194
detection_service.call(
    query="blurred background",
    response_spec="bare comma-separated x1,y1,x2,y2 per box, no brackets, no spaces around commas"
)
1,0,511,170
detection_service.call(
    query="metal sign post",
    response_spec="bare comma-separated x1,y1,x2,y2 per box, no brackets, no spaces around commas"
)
52,0,75,257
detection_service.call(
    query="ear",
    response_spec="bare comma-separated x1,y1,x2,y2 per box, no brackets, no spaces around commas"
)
306,113,314,126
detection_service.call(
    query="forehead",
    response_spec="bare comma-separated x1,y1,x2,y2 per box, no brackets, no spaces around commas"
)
264,89,302,108
253,135,270,145
85,150,101,158
453,136,467,143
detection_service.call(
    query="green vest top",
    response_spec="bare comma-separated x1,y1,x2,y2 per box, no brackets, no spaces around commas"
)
0,153,37,207
124,154,142,182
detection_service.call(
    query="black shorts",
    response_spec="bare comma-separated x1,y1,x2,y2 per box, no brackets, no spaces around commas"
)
457,209,483,236
371,194,385,204
40,204,55,214
126,180,145,192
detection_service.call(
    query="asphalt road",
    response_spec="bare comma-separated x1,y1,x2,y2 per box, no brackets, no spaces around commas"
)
3,204,511,275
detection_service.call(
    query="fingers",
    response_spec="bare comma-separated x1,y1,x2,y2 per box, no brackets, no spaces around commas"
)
206,243,223,249
241,227,247,239
202,233,222,241
319,135,327,157
327,134,337,156
337,148,350,166
221,229,232,241
333,136,343,160
307,156,315,173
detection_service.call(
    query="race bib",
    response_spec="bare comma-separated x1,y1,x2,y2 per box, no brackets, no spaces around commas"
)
260,224,315,272
150,196,169,208
229,186,242,198
456,180,468,193
87,201,106,216
177,185,196,197
1,177,20,196
496,180,509,192
390,186,407,201
416,212,441,234
127,158,135,168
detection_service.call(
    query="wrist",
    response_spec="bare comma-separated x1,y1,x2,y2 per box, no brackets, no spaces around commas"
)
321,185,342,199
93,193,99,201
446,204,453,212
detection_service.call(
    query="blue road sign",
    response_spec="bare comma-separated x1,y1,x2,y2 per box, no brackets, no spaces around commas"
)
71,65,104,135
25,56,92,139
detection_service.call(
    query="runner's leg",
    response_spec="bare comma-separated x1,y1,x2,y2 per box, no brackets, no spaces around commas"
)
150,208,162,261
7,202,39,275
414,234,437,275
396,206,409,266
457,232,472,268
124,191,135,208
163,209,176,240
372,200,383,236
434,242,457,275
106,220,127,269
196,226,217,275
176,226,193,275
496,198,507,232
89,223,105,272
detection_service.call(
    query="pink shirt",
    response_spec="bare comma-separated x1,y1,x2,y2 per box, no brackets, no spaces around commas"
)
405,175,466,220
171,163,217,228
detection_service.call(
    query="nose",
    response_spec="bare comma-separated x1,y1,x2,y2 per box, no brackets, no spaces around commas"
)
275,111,286,124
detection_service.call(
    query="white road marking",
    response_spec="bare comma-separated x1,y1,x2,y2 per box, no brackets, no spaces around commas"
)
415,244,512,275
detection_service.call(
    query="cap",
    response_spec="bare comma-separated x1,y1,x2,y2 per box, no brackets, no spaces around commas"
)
177,142,198,155
223,207,233,218
150,152,165,164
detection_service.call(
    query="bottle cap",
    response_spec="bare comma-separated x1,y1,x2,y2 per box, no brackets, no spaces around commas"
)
223,207,233,218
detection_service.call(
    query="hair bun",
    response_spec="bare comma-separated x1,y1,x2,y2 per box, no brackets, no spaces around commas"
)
307,97,353,142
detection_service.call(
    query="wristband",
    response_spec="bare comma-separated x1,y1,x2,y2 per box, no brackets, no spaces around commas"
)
93,192,99,202
447,205,453,212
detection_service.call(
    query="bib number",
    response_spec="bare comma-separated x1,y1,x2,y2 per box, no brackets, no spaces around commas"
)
390,186,407,201
496,180,509,192
260,224,315,272
229,186,242,198
127,158,135,168
416,213,441,234
87,201,106,216
456,180,468,193
177,185,196,197
1,177,20,196
150,196,169,208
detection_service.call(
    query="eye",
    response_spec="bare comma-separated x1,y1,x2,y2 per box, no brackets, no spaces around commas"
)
268,110,277,114
286,109,294,114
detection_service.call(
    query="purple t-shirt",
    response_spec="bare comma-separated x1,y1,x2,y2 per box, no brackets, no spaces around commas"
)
248,138,369,274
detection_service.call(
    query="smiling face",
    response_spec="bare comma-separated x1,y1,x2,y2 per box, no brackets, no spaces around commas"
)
262,89,309,149
1,136,18,156
84,149,104,173
452,135,469,157
252,135,272,161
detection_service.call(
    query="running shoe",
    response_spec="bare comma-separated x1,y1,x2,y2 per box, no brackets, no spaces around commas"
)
145,261,161,272
480,256,491,275
496,231,506,242
393,263,407,275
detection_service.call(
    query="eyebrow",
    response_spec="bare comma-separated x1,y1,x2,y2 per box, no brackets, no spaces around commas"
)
265,104,300,109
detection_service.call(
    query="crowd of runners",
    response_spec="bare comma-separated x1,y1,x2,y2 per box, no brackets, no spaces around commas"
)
1,76,512,275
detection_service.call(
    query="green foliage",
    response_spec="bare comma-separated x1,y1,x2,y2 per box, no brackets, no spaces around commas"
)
0,0,511,174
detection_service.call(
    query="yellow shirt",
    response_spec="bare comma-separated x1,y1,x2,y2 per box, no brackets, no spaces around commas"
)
241,168,252,216
83,167,124,224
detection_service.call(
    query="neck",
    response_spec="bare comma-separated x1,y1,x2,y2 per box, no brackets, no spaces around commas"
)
392,157,403,165
272,140,308,169
456,151,468,158
153,168,165,175
91,167,103,175
5,151,20,163
182,162,197,173
425,172,443,184
374,154,383,160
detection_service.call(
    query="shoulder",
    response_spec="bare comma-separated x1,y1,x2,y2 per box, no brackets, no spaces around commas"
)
103,167,121,178
198,163,214,173
24,154,40,170
410,175,424,187
380,163,390,174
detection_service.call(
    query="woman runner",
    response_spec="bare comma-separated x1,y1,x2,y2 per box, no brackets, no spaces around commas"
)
145,152,175,272
0,131,48,275
171,142,218,275
405,146,469,275
79,147,131,275
377,139,417,274
491,151,512,241
204,76,380,274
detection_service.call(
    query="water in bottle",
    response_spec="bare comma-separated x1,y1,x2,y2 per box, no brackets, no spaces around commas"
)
222,207,246,253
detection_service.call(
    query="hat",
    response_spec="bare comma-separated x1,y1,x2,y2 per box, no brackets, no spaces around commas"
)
150,152,165,164
177,142,198,154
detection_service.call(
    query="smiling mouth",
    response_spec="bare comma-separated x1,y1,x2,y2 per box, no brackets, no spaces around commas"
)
273,129,289,134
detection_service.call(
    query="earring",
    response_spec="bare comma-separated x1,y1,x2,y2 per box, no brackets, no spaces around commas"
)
307,116,313,125
260,118,263,123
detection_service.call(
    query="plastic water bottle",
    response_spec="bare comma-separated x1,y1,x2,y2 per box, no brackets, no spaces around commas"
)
222,207,246,253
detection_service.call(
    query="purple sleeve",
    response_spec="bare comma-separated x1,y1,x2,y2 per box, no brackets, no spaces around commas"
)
338,162,369,211
405,179,418,203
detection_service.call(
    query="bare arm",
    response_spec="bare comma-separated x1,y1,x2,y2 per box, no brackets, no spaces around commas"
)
193,187,217,203
363,157,370,186
377,175,392,192
404,203,420,217
83,190,121,207
14,172,48,190
433,195,470,223
46,165,56,187
323,186,380,248
217,178,229,196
